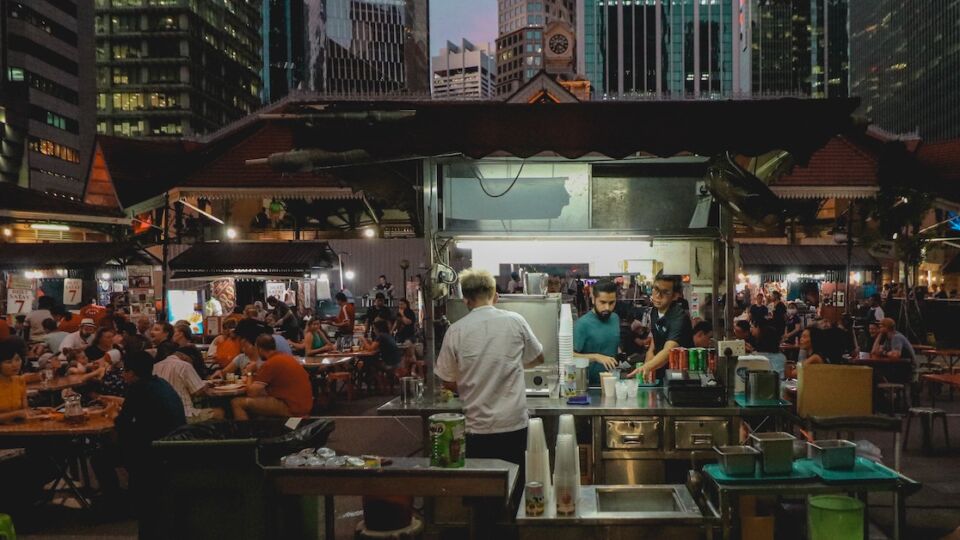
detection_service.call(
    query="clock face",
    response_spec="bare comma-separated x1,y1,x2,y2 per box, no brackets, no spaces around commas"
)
548,34,569,55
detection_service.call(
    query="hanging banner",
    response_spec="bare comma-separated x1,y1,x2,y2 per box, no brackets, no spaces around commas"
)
6,289,34,315
265,281,286,302
63,278,82,306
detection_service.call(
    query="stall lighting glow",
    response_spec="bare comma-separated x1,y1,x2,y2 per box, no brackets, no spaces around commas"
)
850,272,862,284
30,223,69,231
179,200,224,225
319,273,329,281
226,227,238,240
892,233,898,240
101,272,111,280
737,273,746,282
2,227,11,237
786,273,799,282
23,271,41,279
363,228,376,238
344,270,355,280
746,274,759,285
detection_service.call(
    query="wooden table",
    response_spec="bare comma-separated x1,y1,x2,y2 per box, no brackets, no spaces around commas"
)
921,373,960,408
206,382,248,397
26,374,90,396
300,356,357,370
929,349,960,373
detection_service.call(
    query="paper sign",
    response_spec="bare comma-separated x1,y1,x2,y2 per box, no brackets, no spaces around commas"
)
6,289,34,314
284,417,302,430
63,278,82,306
7,275,32,290
266,281,286,302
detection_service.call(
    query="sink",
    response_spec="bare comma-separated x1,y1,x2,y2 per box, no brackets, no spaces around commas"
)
594,486,700,516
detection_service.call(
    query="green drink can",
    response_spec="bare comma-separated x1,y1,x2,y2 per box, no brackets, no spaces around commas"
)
429,413,466,468
687,348,698,372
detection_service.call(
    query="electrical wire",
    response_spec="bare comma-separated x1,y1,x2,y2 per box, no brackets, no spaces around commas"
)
472,160,526,198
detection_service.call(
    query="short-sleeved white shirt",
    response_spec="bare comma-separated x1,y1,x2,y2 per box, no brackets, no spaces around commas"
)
153,355,206,417
435,305,543,435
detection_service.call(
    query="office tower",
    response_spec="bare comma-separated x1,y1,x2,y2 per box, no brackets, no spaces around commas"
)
0,0,95,195
432,40,496,99
850,0,960,141
95,0,263,138
496,0,575,96
263,0,308,103
304,0,430,96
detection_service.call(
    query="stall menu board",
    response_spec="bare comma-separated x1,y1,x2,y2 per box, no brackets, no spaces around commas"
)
63,279,82,306
6,288,34,315
167,290,203,335
266,281,285,303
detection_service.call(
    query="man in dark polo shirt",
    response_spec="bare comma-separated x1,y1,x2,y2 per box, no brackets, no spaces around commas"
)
628,273,693,381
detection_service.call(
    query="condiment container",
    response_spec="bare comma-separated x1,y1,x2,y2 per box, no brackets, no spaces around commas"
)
809,439,857,470
714,445,760,476
749,432,796,475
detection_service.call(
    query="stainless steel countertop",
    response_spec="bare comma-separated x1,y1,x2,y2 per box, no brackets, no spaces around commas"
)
516,485,709,526
378,388,790,417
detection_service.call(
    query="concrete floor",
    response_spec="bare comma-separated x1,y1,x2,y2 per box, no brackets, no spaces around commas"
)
13,390,960,540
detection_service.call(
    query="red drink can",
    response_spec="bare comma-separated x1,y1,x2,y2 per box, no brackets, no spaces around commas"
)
707,349,717,374
678,348,689,371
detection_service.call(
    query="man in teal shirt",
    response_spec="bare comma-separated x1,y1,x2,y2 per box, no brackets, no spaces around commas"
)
574,280,620,385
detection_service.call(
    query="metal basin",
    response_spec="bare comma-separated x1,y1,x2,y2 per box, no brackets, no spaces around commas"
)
594,486,700,517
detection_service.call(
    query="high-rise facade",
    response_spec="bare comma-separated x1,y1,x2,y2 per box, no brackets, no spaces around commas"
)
579,0,737,99
850,0,960,141
94,0,262,138
751,0,848,98
262,0,307,103
303,0,430,96
432,40,496,99
496,0,575,96
0,0,95,195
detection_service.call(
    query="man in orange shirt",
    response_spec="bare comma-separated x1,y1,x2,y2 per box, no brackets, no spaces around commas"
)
231,332,312,420
53,305,81,333
324,292,355,343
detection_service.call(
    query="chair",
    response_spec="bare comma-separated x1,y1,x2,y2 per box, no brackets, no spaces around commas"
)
0,513,15,540
903,407,950,455
877,381,908,416
327,371,355,401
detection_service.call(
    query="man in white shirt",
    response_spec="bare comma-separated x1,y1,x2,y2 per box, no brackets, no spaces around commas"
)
435,268,544,472
58,318,97,358
153,348,224,423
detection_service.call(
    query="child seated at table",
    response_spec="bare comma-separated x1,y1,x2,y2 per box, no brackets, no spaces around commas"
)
63,348,107,382
0,338,29,423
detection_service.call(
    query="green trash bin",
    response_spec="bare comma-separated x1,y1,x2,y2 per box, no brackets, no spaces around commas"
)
808,495,864,540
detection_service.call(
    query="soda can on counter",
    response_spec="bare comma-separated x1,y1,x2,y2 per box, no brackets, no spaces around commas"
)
677,347,689,371
707,349,717,374
692,348,705,371
525,481,546,516
429,413,466,468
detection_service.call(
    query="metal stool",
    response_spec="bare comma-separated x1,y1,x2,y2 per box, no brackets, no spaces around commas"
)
355,516,423,539
903,407,950,455
877,383,907,415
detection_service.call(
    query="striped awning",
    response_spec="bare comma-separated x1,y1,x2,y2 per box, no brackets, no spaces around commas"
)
739,244,880,271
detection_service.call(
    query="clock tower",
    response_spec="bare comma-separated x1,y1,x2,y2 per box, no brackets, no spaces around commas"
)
543,21,575,76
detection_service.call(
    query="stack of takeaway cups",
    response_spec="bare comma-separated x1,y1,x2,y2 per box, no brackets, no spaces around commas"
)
559,304,575,397
557,414,581,491
526,417,553,501
554,434,579,515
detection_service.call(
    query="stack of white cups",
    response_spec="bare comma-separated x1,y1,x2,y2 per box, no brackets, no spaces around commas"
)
526,418,553,503
554,433,578,515
558,304,575,397
556,414,580,493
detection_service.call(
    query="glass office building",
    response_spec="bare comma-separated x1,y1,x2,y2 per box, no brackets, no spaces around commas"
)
580,0,735,98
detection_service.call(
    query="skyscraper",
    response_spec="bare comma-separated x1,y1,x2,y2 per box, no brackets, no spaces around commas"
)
850,0,960,141
263,0,308,103
751,0,848,98
0,0,95,196
304,0,430,96
95,0,263,138
578,0,738,98
496,0,575,96
432,40,496,99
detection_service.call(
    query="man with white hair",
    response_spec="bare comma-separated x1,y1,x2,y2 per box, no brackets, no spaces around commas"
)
435,268,544,472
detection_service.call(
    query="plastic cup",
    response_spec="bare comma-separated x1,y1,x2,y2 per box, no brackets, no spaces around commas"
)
615,381,628,400
626,381,638,398
527,418,547,454
602,376,617,396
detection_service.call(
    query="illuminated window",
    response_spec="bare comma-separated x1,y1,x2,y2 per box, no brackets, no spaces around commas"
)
28,137,79,163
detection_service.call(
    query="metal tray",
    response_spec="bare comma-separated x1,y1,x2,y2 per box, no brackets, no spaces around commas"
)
795,457,899,483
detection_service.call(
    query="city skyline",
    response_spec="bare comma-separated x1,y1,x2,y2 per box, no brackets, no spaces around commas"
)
430,0,498,55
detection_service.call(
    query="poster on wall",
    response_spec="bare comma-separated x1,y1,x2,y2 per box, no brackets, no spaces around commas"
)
167,290,203,335
211,278,237,313
265,281,285,302
6,289,34,315
127,266,153,289
63,278,82,306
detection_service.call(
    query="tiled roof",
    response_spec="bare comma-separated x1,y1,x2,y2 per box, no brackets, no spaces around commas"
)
916,139,960,183
0,243,157,270
183,123,343,189
773,136,879,187
169,241,337,277
0,182,124,218
740,244,879,271
96,136,199,208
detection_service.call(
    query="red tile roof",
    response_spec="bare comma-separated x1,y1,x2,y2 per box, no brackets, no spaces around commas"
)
773,135,879,187
183,123,342,189
916,139,960,183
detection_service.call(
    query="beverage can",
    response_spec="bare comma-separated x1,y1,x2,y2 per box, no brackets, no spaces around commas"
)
708,349,717,374
678,347,689,371
555,480,577,516
525,481,545,516
428,413,466,468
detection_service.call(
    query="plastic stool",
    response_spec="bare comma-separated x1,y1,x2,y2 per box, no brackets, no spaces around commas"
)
355,516,422,539
0,513,16,540
877,383,907,416
903,407,950,454
327,372,355,401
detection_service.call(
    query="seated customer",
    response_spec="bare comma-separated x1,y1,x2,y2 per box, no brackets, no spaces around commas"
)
0,339,29,424
752,323,787,377
231,334,312,420
212,319,266,378
876,318,915,361
359,320,402,369
293,318,335,356
172,324,207,378
208,318,241,369
786,327,826,379
153,348,224,423
41,318,69,355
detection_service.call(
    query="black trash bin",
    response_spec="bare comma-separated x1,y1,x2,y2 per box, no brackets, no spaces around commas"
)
151,418,334,540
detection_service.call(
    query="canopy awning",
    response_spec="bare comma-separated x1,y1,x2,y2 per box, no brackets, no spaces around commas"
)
270,98,860,166
739,244,880,272
169,241,337,278
0,183,131,226
0,243,158,270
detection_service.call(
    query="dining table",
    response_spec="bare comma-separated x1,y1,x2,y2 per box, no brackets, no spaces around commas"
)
26,374,91,396
920,373,960,408
928,349,960,373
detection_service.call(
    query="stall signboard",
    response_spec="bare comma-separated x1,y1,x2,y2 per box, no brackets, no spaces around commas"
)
63,279,82,306
7,275,32,290
265,281,286,302
167,290,203,335
6,289,34,315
